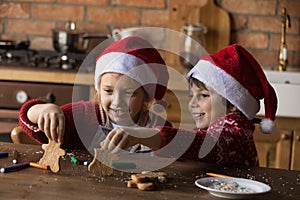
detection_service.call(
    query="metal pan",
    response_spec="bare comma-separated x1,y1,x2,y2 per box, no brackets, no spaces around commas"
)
0,40,30,50
53,21,109,53
52,28,108,53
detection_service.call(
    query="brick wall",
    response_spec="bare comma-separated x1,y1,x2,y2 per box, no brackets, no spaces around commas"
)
0,0,299,71
219,0,300,71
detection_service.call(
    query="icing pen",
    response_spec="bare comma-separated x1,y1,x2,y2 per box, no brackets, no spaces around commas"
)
206,172,232,178
0,162,30,173
29,162,50,170
70,155,80,165
12,150,18,164
0,152,9,158
112,161,136,169
83,161,91,166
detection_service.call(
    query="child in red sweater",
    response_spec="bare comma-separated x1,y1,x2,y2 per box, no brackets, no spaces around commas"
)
101,44,278,167
18,36,171,150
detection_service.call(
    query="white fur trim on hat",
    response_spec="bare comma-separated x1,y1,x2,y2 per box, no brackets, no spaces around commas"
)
187,60,260,120
95,52,159,100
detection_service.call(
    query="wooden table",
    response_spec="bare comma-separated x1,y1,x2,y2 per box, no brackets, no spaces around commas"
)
0,142,299,200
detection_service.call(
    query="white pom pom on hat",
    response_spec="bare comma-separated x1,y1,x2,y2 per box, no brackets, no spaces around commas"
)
187,44,278,134
260,118,275,134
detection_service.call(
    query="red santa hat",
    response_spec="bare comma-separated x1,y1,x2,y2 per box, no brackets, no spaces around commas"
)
94,36,169,102
187,44,278,134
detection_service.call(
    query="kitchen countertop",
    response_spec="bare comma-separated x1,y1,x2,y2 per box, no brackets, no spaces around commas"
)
0,66,94,86
0,142,299,200
0,65,190,91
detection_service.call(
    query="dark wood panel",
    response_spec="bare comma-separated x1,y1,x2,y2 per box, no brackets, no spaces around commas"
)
0,81,90,109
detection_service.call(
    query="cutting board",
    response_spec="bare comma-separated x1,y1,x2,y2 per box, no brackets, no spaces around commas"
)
163,0,230,74
169,0,230,53
199,0,230,53
166,0,230,72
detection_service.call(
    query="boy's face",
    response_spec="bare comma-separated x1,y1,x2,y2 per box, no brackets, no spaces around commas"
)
188,82,227,129
99,73,148,126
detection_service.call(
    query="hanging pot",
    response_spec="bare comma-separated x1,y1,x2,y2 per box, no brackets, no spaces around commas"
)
52,21,108,53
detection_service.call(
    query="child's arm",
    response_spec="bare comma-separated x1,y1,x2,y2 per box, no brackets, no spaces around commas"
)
20,100,102,149
27,103,65,143
19,99,65,144
156,115,258,166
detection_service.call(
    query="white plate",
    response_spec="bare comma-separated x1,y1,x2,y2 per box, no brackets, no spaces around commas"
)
195,177,271,199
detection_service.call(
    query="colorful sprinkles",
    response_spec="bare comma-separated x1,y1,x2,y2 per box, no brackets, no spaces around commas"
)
209,179,255,193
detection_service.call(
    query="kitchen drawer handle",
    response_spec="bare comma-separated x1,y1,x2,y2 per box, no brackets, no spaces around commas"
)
16,90,28,104
45,93,56,103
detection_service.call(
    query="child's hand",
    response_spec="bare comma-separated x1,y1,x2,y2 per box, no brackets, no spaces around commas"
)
100,127,139,154
100,127,161,154
36,104,65,144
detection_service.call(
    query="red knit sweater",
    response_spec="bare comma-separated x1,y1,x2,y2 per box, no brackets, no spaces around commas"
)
155,113,259,167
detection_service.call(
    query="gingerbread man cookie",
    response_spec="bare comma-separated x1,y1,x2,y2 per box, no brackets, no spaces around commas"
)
88,148,118,176
38,140,66,173
127,171,168,191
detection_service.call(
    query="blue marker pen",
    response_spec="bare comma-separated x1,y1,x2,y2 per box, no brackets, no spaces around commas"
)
0,152,9,158
0,162,30,173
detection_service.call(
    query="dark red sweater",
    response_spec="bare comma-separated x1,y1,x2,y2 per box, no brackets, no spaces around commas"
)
156,113,259,167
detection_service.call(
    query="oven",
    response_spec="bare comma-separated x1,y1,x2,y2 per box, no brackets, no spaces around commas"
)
0,48,92,142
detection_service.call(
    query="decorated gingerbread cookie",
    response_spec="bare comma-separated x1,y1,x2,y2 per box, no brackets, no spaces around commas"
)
38,140,66,173
127,171,168,191
88,148,118,176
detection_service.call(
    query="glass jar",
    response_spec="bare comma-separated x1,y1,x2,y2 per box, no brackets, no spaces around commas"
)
180,23,207,69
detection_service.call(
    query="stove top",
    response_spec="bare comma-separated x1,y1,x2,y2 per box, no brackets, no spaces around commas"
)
0,49,93,73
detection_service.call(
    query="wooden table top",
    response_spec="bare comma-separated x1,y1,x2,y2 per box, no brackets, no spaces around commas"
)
0,142,299,200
